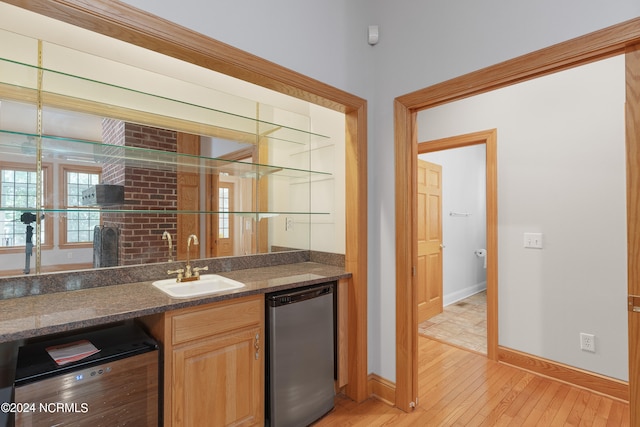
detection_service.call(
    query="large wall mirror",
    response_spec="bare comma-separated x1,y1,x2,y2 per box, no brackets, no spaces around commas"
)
0,3,346,277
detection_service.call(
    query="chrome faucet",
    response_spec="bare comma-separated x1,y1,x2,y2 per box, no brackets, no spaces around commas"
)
162,231,173,262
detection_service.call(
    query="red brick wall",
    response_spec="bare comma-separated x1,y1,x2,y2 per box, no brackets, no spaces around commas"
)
101,120,178,265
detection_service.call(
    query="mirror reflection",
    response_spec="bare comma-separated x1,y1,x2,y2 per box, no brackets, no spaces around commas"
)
0,6,345,279
0,101,327,276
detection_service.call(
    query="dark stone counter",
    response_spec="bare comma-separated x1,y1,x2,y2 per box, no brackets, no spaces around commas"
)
0,262,350,343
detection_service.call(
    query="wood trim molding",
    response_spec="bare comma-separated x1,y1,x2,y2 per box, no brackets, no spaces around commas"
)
337,278,349,388
417,129,498,362
367,373,396,407
498,346,629,402
395,17,640,415
6,0,368,403
345,104,369,402
625,43,640,425
394,99,417,411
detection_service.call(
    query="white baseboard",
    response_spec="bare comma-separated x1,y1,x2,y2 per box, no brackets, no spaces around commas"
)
443,281,486,306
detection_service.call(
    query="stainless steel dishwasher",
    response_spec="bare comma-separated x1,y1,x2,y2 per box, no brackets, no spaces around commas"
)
266,282,335,427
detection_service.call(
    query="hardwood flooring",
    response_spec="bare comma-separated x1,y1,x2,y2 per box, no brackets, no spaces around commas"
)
314,337,630,426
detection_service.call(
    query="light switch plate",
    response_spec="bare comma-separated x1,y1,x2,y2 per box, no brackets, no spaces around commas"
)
524,232,543,249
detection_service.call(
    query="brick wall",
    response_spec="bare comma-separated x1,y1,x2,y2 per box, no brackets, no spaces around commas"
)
101,119,178,265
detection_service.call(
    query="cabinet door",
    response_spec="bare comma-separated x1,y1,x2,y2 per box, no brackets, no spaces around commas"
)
172,326,263,427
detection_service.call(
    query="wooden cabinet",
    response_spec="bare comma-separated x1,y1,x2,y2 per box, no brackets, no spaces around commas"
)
142,295,264,427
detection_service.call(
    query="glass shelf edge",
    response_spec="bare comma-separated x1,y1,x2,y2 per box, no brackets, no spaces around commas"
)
0,57,330,144
0,129,332,178
0,208,330,215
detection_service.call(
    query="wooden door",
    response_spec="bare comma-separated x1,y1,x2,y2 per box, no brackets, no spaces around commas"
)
217,181,234,257
206,148,256,257
417,159,443,323
177,132,200,260
172,325,264,426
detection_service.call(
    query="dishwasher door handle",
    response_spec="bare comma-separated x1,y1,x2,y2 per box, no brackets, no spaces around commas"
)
267,283,334,307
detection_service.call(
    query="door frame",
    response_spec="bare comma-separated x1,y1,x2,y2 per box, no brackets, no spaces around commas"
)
418,131,498,359
206,146,255,258
395,18,640,417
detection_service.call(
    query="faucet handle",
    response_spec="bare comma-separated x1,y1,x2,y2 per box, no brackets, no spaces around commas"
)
167,268,185,282
192,266,209,277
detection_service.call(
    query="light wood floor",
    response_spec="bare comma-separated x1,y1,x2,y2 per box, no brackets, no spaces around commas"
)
315,337,630,426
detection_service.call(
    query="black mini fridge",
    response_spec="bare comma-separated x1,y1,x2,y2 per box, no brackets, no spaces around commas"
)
13,323,158,427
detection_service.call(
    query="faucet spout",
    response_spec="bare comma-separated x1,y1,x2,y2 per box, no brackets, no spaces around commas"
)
162,231,173,262
185,234,199,277
187,234,199,261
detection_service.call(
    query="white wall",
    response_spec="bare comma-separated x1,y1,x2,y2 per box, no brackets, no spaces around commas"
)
421,146,487,305
108,0,640,381
309,105,346,254
419,56,628,381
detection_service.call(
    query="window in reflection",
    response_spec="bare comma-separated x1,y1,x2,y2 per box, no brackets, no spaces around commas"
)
217,182,234,257
0,164,48,246
218,187,230,239
63,168,100,244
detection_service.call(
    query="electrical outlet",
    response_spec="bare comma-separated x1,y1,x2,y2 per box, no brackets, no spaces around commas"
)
580,333,596,353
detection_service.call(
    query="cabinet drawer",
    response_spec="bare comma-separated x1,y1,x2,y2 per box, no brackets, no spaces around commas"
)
171,295,263,345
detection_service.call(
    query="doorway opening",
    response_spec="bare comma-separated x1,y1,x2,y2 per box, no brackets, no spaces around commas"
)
395,129,498,409
414,129,498,363
417,143,488,355
395,21,640,417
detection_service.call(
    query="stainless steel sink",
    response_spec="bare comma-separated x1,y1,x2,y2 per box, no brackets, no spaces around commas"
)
152,274,245,298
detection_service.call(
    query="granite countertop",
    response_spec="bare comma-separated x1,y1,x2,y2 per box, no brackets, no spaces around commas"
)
0,262,350,343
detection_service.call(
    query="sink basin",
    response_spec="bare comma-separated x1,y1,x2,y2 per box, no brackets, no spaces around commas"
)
152,274,245,298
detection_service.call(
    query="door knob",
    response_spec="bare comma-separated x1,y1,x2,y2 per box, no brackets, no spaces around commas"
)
440,244,446,249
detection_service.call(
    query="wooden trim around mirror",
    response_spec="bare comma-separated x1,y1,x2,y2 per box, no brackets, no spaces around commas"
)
3,0,368,402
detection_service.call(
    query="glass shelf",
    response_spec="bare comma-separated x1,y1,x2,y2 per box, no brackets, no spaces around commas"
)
0,129,331,180
0,57,330,146
0,208,330,216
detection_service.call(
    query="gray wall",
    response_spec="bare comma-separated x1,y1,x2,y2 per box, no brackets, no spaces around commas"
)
418,56,628,381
